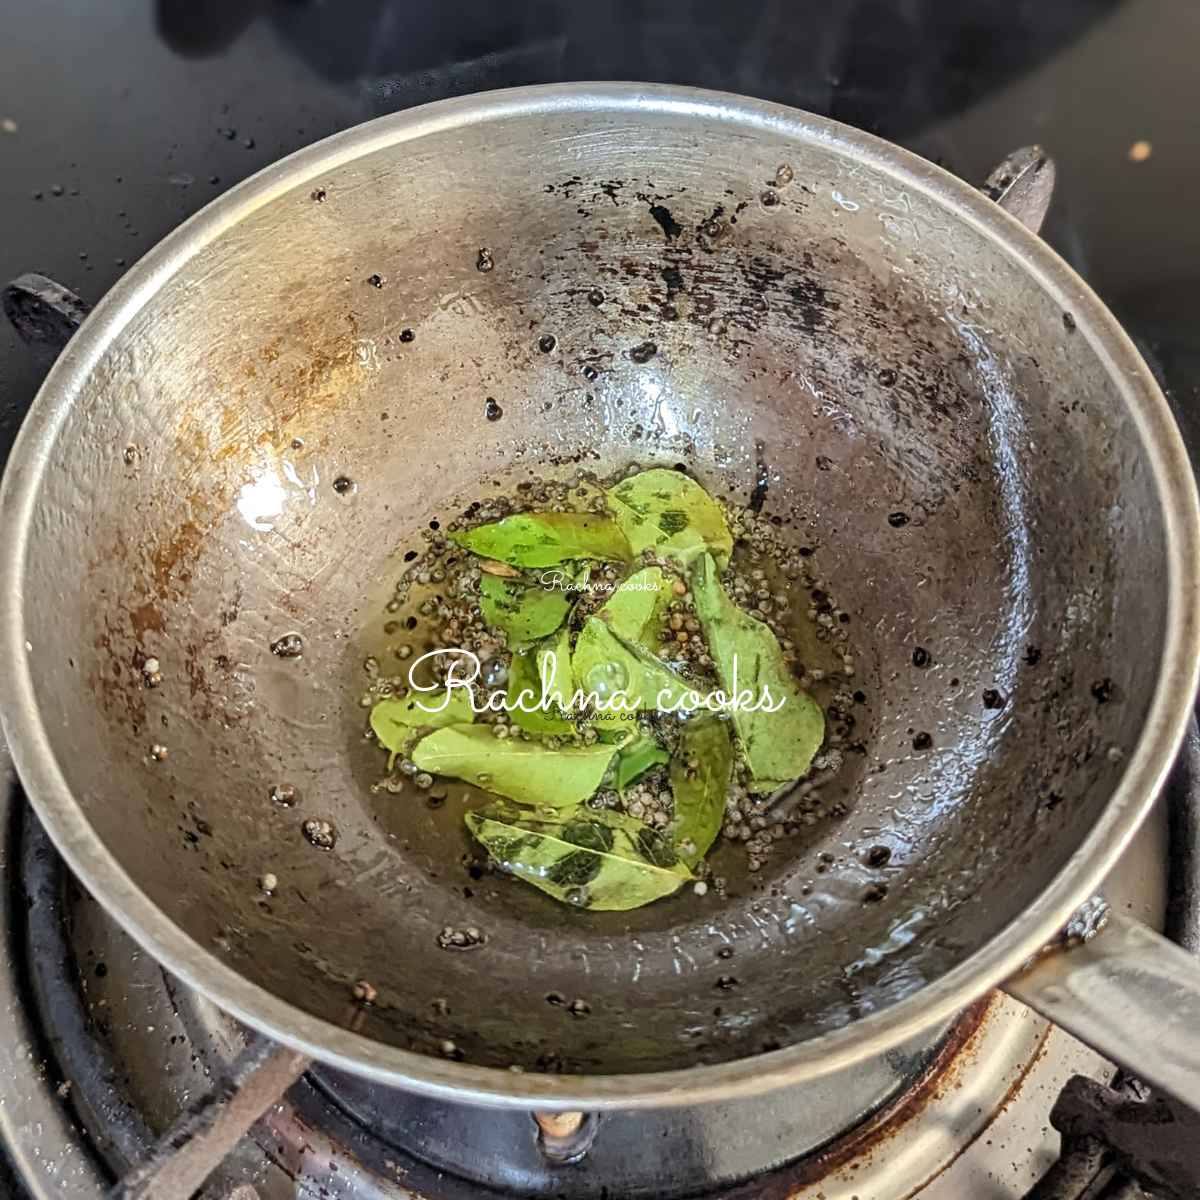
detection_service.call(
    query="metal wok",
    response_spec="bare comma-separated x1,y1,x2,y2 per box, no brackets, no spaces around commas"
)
3,84,1200,1113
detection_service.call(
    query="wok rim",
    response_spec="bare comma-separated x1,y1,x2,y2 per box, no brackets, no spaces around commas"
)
1,82,1198,1110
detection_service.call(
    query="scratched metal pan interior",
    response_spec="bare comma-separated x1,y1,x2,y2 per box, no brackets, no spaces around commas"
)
2,88,1170,1088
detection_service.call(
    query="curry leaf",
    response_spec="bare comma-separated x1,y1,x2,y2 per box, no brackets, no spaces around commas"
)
371,690,475,766
412,724,615,807
538,628,575,712
507,628,575,735
451,512,632,568
478,558,523,578
593,710,640,745
606,468,733,570
465,801,691,911
669,717,733,866
572,616,695,714
615,734,671,793
691,553,824,791
595,565,673,645
479,573,572,645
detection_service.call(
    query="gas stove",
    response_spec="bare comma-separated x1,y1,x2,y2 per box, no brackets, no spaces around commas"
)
4,2,1200,1197
0,721,1194,1199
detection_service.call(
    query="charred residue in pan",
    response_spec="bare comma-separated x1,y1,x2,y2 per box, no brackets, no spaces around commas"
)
552,175,844,352
537,173,1039,858
647,201,683,240
90,284,376,735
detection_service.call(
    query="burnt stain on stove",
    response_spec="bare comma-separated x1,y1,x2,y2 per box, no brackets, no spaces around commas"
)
748,997,998,1197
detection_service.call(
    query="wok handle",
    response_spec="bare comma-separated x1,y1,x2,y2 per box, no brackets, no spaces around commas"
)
1004,911,1200,1108
1,272,89,361
983,146,1055,235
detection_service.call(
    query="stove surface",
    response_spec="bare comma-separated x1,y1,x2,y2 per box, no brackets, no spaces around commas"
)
2,2,1199,1197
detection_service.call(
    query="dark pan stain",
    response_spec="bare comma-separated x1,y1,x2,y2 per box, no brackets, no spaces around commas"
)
648,203,683,240
790,277,838,336
130,601,165,639
750,439,770,513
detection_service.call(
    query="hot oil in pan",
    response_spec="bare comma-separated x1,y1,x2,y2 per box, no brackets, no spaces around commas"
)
352,465,871,910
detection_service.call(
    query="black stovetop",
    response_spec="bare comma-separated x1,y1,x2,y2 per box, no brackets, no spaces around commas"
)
2,0,1200,475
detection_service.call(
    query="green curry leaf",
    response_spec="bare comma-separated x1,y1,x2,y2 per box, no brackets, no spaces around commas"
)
479,573,572,645
465,801,691,911
593,710,640,745
506,628,576,735
595,565,673,646
412,724,615,807
615,734,671,793
572,616,695,714
606,468,733,570
538,627,575,712
669,717,733,866
370,690,475,767
691,553,824,791
451,512,632,568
